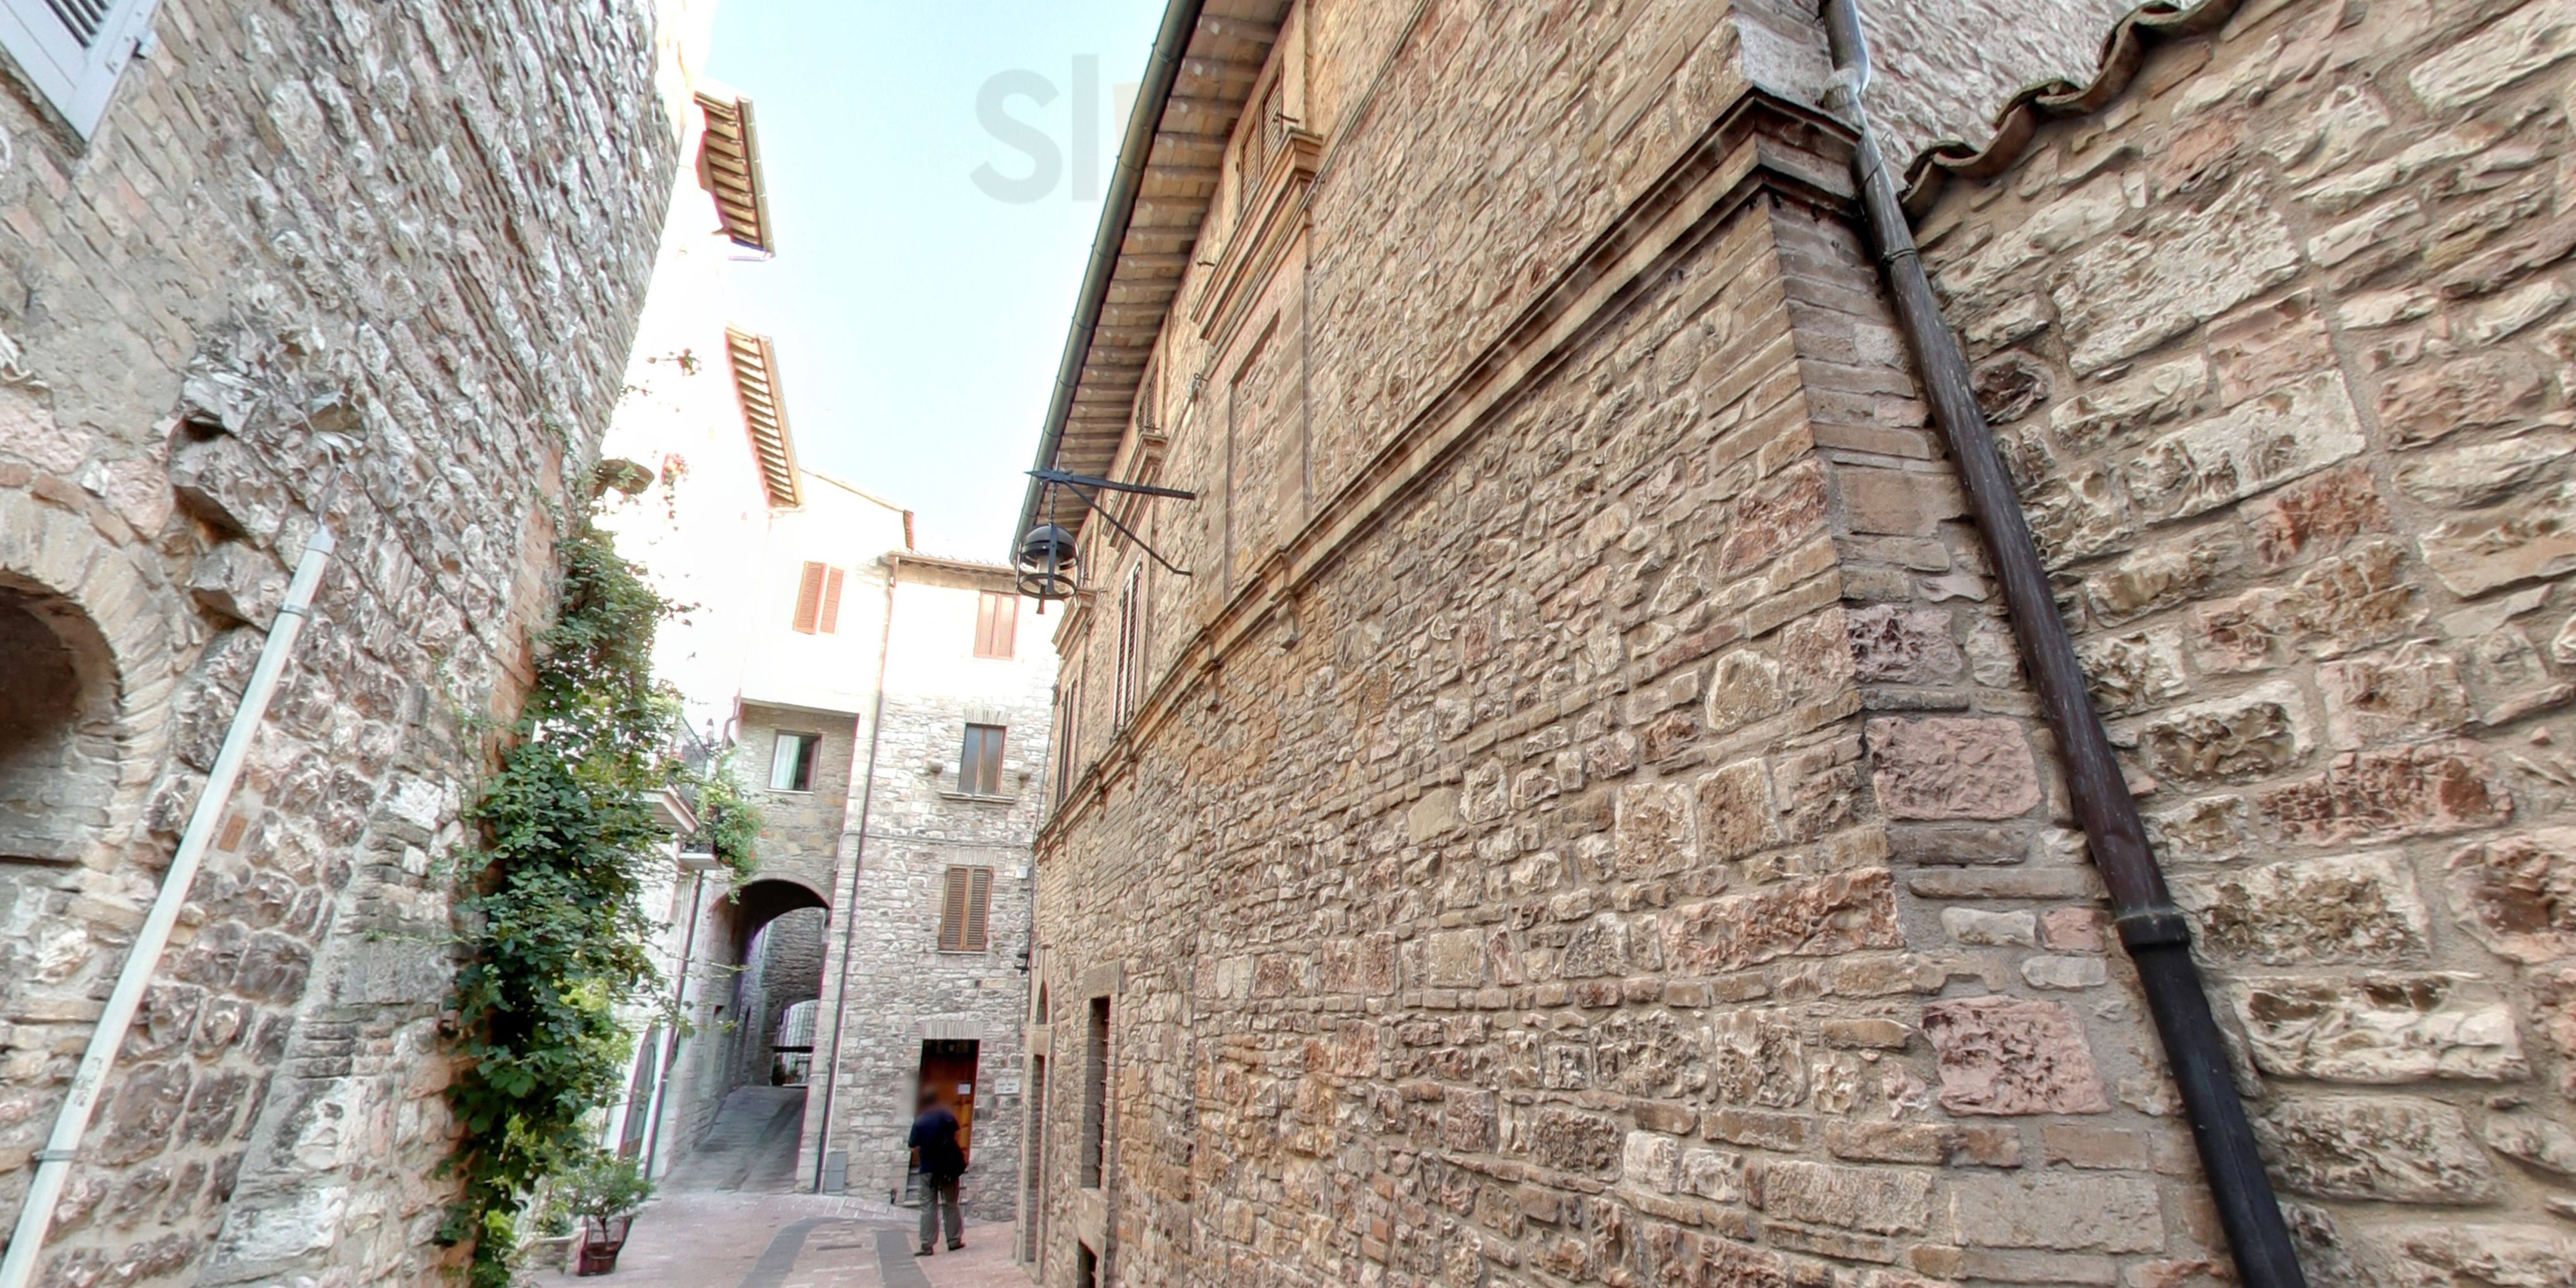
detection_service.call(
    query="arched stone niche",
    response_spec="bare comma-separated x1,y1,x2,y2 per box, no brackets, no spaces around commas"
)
0,486,176,867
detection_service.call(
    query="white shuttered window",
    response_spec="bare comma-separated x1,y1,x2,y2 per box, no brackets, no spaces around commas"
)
0,0,158,137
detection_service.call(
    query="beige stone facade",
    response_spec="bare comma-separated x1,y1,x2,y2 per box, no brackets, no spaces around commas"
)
0,1,696,1284
1019,1,2576,1285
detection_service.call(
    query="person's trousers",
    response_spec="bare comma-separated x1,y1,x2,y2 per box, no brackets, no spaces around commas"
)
918,1175,962,1250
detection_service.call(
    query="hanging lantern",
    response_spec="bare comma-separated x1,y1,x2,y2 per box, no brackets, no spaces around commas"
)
1016,522,1078,602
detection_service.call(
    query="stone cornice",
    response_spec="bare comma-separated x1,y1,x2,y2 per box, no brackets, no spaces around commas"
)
1036,88,1860,858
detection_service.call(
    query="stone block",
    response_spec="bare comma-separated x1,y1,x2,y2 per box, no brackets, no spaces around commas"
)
2084,531,2244,627
2316,644,2472,749
2229,973,2528,1082
1660,870,1901,975
2442,828,2576,963
2260,1096,2497,1202
2189,540,2420,670
2078,628,2190,716
2020,955,2106,990
1708,1008,1806,1108
1529,1106,1622,1174
2481,1113,2576,1177
1920,996,2112,1115
2048,355,2209,454
2053,178,2302,374
1845,603,1964,684
2206,292,2335,406
1749,1159,1933,1235
2240,464,2389,569
1694,759,1778,860
2394,430,2573,510
2174,851,2430,965
2117,372,2367,525
168,433,291,542
2373,1225,2576,1288
2408,0,2576,110
190,542,289,629
1614,780,1698,879
2040,908,2105,952
2124,680,2314,785
1425,929,1485,988
2254,738,2511,848
1622,1129,1679,1192
2419,478,2576,597
1948,1172,2162,1252
1942,907,2037,947
1867,717,2042,820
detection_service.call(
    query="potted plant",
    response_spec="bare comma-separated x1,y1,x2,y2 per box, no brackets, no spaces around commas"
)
560,1153,653,1276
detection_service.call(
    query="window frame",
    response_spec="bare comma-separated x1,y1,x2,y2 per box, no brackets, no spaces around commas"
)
768,731,820,793
973,589,1017,659
1112,563,1144,727
0,0,157,139
936,864,995,952
957,722,1007,797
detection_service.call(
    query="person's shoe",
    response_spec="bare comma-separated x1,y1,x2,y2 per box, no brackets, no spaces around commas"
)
915,1246,934,1257
948,1242,965,1251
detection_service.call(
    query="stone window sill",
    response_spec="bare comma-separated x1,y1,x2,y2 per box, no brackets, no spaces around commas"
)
939,791,1016,805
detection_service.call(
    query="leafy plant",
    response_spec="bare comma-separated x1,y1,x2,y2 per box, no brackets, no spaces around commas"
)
558,1152,654,1225
442,509,684,1288
691,750,763,883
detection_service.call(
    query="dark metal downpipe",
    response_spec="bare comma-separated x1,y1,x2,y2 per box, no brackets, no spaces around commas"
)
1817,3,2305,1284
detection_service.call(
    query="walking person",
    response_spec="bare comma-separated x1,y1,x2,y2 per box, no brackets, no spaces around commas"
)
909,1089,966,1255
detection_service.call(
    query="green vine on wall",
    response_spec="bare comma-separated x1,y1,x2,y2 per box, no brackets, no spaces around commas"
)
442,511,685,1287
693,750,763,884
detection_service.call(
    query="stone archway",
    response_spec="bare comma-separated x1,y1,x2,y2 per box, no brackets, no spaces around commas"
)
0,575,120,862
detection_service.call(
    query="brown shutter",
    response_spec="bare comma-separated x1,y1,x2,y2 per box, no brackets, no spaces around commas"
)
964,867,993,950
817,567,845,634
791,561,826,632
939,867,970,951
975,591,1017,658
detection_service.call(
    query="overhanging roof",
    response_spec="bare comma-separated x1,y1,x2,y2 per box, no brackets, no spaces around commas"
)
1013,0,1291,557
696,91,776,254
725,327,802,509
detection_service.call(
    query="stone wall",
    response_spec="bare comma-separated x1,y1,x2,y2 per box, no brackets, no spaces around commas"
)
1024,0,2576,1286
0,1,686,1285
1917,0,2576,1277
807,558,1053,1218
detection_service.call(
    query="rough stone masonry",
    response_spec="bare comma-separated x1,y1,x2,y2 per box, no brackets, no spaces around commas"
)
1024,0,2576,1286
0,2,688,1286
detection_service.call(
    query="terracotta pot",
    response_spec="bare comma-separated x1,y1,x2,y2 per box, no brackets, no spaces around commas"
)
573,1215,632,1276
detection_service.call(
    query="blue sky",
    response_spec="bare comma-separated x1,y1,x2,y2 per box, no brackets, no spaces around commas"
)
706,0,1168,560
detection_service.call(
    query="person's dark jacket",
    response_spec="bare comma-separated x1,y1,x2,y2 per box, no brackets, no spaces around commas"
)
910,1106,966,1178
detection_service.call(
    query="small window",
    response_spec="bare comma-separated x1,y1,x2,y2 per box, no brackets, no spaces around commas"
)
1053,678,1079,807
937,865,994,952
1112,565,1143,725
1080,996,1110,1188
791,562,844,634
959,723,1006,796
973,589,1017,659
768,731,819,792
0,0,156,138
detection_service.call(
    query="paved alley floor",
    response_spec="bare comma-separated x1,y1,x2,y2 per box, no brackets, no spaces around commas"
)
661,1085,811,1194
528,1191,1024,1288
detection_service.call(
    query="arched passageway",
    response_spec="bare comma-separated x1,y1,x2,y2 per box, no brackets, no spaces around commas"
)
660,876,830,1192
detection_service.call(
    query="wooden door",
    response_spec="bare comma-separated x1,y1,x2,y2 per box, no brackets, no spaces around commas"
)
918,1039,981,1168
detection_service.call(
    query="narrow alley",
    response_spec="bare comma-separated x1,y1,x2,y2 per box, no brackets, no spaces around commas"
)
534,1089,1024,1288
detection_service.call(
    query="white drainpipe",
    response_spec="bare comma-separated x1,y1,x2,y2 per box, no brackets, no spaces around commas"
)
0,529,334,1288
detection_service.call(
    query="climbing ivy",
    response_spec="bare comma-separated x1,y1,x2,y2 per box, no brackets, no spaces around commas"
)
442,509,685,1287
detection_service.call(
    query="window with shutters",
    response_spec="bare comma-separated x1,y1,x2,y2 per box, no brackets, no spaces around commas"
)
790,561,844,634
1079,995,1109,1189
767,731,819,792
1052,676,1079,808
973,589,1017,659
957,723,1006,796
936,865,993,952
1112,564,1143,726
0,0,156,138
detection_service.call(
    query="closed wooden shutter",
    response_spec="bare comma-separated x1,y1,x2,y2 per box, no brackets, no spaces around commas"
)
939,866,971,951
974,590,1016,658
964,866,993,950
791,561,826,632
0,0,157,137
817,567,846,634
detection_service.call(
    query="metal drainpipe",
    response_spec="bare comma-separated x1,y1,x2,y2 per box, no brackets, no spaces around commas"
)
0,530,336,1288
811,558,898,1192
640,867,707,1177
1816,3,2305,1283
